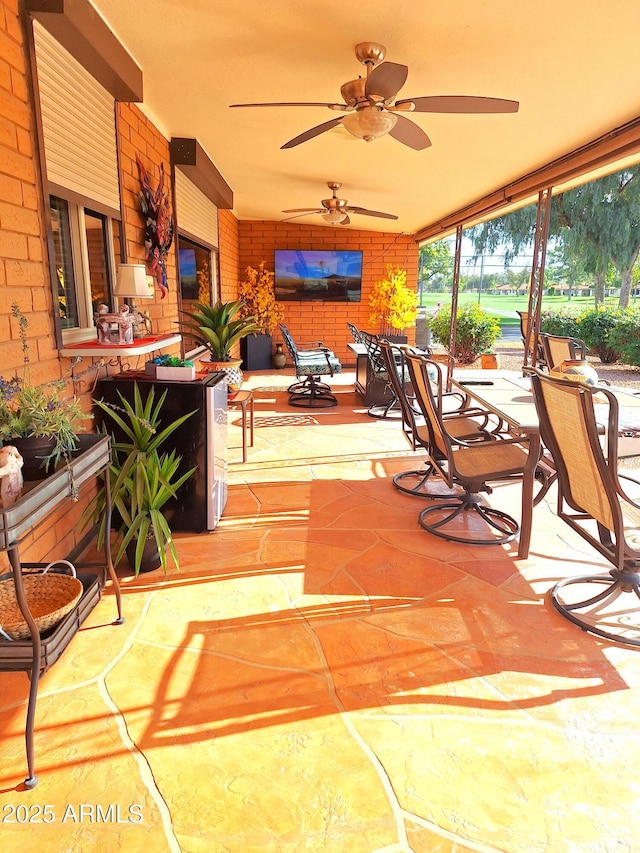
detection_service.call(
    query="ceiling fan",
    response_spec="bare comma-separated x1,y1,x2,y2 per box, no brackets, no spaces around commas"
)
282,182,398,226
230,42,519,151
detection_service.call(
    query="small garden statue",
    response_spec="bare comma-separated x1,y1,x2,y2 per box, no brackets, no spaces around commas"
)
0,445,24,507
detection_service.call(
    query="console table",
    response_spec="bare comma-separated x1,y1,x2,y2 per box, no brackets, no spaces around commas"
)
0,434,124,789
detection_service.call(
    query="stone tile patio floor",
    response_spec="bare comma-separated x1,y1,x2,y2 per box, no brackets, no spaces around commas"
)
1,367,639,852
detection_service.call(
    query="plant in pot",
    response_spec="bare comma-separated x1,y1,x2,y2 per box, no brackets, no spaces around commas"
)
178,299,260,393
237,261,285,370
0,302,89,488
368,264,418,342
83,383,196,574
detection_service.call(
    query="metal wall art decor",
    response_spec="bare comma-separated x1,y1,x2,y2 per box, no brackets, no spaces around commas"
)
136,156,174,298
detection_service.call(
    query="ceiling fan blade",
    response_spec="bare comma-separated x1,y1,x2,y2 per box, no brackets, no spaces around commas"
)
397,95,519,114
346,207,398,220
388,114,432,150
340,214,351,225
281,208,324,214
281,211,324,222
365,62,409,102
281,117,344,149
230,101,348,110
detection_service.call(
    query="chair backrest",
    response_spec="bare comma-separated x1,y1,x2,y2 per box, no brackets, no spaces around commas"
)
518,310,547,369
540,333,588,370
360,330,387,378
404,351,453,482
347,322,362,344
530,370,622,550
279,323,299,362
379,341,421,450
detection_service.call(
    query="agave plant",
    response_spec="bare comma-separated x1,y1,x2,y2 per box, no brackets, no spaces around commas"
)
179,299,260,362
82,383,196,574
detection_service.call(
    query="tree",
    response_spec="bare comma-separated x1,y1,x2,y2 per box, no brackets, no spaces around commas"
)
467,167,640,308
418,240,454,301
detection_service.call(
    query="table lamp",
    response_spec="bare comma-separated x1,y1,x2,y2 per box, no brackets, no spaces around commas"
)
114,264,154,336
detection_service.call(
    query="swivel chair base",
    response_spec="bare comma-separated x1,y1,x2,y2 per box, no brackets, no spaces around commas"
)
418,492,520,545
393,465,461,499
287,375,338,408
550,569,640,647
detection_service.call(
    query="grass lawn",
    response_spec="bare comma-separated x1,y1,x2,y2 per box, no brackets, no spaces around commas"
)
420,293,622,325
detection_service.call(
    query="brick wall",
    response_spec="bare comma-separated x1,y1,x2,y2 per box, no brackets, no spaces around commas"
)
0,0,86,562
238,220,418,365
116,103,179,340
218,208,239,301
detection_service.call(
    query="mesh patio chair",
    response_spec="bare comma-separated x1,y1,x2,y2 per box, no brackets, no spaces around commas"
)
380,342,504,498
278,323,342,408
359,330,406,419
530,369,640,646
347,322,362,344
517,310,546,369
539,333,588,371
404,350,530,545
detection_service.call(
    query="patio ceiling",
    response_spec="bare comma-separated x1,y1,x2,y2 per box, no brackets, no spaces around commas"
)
90,0,640,235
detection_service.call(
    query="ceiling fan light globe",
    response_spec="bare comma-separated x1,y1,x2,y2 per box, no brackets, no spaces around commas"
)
323,210,347,224
342,107,398,141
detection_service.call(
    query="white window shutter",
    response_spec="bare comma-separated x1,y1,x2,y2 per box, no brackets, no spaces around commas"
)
174,168,219,249
33,21,121,217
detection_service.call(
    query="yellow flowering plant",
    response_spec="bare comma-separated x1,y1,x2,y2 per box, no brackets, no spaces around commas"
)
369,265,418,335
238,261,284,335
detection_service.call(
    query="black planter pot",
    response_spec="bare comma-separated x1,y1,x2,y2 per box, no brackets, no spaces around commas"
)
240,334,273,370
9,436,57,481
126,537,162,574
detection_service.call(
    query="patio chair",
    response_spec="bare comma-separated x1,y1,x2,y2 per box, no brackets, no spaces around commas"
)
380,342,504,498
530,369,640,646
359,330,406,419
405,350,530,545
539,332,588,370
278,323,342,408
347,322,363,344
517,310,546,369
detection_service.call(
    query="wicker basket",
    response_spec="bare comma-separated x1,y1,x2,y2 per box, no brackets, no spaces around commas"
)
0,563,83,641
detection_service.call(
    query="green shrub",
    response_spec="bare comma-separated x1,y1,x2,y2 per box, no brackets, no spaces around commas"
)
575,307,622,363
607,312,640,367
430,302,501,364
540,309,581,338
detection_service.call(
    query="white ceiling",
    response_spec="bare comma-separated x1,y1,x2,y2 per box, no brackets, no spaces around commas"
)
92,0,640,235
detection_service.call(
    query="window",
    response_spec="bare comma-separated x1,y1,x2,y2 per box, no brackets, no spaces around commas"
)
50,196,115,338
178,235,218,353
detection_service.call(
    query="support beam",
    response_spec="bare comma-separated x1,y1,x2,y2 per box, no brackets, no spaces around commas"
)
523,187,552,369
448,225,462,358
170,138,233,210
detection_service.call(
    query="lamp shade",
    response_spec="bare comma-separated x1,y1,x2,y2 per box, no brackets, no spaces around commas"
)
114,264,153,298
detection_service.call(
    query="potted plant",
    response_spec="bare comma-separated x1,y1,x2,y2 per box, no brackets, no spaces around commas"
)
368,264,418,342
83,383,196,574
178,299,260,391
237,261,285,370
0,302,88,484
145,354,196,381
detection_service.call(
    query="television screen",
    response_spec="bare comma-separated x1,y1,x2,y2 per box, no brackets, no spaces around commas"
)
274,249,363,302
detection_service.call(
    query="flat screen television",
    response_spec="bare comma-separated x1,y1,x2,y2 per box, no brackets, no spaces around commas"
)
274,249,363,302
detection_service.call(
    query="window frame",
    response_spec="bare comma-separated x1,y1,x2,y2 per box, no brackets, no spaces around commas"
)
50,194,117,344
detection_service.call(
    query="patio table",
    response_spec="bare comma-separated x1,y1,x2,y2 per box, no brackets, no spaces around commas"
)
450,370,640,559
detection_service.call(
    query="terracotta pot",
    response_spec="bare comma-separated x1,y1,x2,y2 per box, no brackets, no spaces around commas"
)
481,353,500,369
